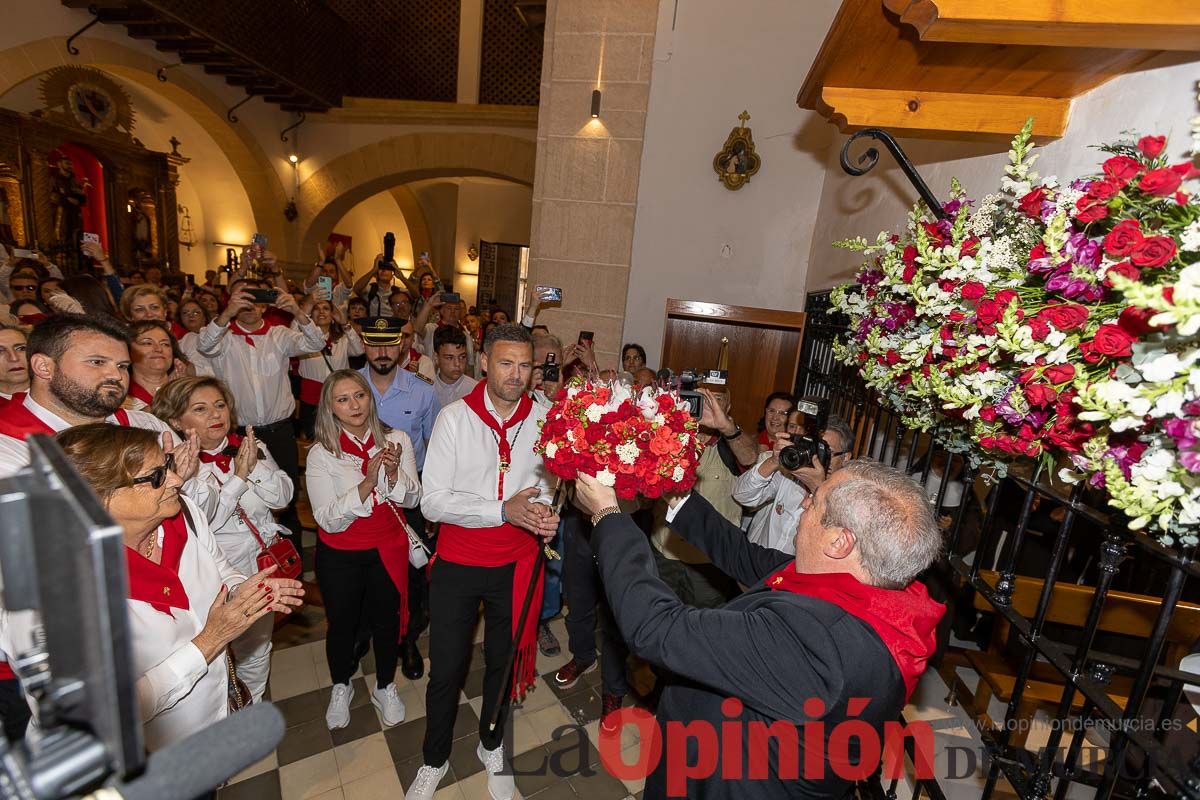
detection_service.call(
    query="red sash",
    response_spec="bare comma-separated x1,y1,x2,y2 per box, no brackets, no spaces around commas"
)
0,400,56,439
125,512,191,617
111,408,132,426
230,320,270,347
128,381,155,407
765,567,944,700
439,381,541,700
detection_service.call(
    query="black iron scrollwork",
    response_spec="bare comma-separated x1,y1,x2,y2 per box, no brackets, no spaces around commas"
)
227,95,253,124
66,5,101,56
280,112,306,143
839,128,948,221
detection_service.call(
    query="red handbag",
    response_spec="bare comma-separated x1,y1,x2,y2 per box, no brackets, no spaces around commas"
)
238,508,302,580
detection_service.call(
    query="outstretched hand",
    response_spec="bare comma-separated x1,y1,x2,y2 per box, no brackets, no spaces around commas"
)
574,472,618,517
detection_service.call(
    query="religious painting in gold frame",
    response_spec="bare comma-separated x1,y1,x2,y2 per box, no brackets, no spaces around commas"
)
713,111,761,190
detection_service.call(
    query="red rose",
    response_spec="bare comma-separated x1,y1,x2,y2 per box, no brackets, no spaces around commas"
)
975,299,1003,325
884,350,900,365
948,310,966,322
1038,303,1089,331
1029,242,1048,261
978,407,998,423
1091,323,1136,357
902,263,918,283
1103,261,1140,287
1087,179,1122,201
1018,188,1047,218
1118,305,1160,336
1177,191,1190,205
1103,219,1144,257
1102,155,1142,182
961,282,986,301
1164,286,1175,303
1025,317,1050,341
1170,162,1200,180
1138,168,1183,197
960,237,981,257
902,244,918,267
994,289,1019,308
1137,135,1166,158
1023,382,1057,408
1075,195,1109,223
1042,363,1076,385
1130,235,1177,268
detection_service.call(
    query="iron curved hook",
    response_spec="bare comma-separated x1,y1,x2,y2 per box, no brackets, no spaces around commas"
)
839,128,947,220
66,5,101,56
227,95,252,124
280,112,306,143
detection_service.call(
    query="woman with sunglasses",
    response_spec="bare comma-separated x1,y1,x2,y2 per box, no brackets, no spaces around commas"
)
152,377,294,702
305,369,420,730
42,424,303,750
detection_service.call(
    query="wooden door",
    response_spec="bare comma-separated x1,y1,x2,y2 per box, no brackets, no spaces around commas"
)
660,299,807,434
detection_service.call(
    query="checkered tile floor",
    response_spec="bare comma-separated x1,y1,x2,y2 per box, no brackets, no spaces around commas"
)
216,535,645,800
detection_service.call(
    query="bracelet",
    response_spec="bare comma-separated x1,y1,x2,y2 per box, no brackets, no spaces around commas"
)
722,424,743,441
500,502,508,524
591,506,621,527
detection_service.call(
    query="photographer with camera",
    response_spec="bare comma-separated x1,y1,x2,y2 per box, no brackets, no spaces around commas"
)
353,253,399,317
733,412,854,555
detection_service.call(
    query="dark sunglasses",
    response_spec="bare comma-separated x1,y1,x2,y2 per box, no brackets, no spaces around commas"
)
131,453,176,489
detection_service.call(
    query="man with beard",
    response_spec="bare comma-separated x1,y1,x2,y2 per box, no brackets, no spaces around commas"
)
406,324,558,800
360,317,438,680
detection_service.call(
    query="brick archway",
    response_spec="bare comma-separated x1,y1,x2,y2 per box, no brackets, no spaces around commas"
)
296,132,536,260
0,36,289,250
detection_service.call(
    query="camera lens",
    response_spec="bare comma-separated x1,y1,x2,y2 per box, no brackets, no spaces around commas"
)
778,444,804,471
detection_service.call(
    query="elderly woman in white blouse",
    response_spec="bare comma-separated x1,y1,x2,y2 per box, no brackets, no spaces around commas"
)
151,376,294,702
305,369,420,731
47,424,303,750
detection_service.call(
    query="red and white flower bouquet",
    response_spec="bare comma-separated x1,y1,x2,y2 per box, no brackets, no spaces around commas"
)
535,378,705,499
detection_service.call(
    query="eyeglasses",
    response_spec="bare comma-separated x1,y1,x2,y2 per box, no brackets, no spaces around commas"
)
130,453,175,489
10,284,36,292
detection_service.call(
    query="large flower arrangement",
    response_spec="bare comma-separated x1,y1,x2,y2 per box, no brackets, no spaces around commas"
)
535,379,705,499
831,119,1200,546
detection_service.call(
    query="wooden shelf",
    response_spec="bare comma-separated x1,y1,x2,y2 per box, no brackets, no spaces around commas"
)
798,0,1173,141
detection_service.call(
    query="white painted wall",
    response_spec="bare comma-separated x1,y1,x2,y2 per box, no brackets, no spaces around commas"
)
806,52,1200,291
621,0,841,363
452,179,533,307
330,190,414,279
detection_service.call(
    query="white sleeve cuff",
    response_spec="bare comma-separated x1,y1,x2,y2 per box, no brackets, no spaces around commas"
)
663,494,691,523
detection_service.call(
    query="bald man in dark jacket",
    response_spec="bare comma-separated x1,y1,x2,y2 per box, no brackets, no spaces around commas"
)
576,460,945,799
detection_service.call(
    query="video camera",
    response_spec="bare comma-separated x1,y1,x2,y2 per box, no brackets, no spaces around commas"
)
0,436,284,800
674,368,727,420
541,352,560,384
779,396,832,472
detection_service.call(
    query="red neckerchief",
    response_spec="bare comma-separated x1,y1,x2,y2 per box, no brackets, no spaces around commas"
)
229,320,270,347
765,567,944,700
339,430,376,476
462,380,533,500
0,399,56,438
128,381,155,407
198,433,242,473
125,512,191,617
403,348,421,373
111,408,132,426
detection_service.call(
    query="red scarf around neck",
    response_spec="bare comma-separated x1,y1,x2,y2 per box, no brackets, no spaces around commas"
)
0,399,56,439
125,512,191,617
461,380,534,500
765,566,944,700
198,433,242,473
339,430,376,476
230,320,270,347
128,380,155,407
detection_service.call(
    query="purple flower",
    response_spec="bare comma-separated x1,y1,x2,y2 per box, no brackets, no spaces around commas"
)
1089,471,1106,488
1045,270,1073,293
1180,450,1200,474
1065,232,1102,268
858,268,884,286
1164,417,1200,450
1103,442,1142,481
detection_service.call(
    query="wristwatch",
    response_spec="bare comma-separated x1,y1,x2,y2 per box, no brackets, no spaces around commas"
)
591,506,621,527
722,424,743,441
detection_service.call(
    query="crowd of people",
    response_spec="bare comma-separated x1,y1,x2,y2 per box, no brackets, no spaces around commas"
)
0,241,947,800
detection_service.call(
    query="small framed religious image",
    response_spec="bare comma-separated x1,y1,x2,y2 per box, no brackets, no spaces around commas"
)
713,111,761,190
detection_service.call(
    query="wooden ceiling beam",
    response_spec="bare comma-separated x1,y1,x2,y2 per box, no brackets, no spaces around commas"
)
819,86,1071,141
883,0,1200,50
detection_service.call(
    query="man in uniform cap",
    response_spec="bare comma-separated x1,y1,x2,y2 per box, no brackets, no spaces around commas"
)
360,316,438,679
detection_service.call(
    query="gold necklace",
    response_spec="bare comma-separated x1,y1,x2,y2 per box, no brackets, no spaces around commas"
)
142,534,156,557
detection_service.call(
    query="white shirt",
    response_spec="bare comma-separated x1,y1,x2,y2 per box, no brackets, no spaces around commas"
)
297,328,364,388
732,452,808,556
0,496,246,752
196,318,326,426
0,393,175,478
910,469,964,509
179,331,215,377
305,429,421,533
421,389,554,528
194,438,294,575
434,373,478,409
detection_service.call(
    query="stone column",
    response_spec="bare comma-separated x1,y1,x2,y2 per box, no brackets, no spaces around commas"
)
527,0,659,368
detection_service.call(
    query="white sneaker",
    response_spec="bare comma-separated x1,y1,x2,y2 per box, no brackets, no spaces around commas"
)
325,683,353,730
476,741,515,800
404,762,448,800
370,682,406,727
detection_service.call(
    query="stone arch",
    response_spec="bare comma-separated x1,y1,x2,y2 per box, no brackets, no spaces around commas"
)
297,132,536,260
0,36,289,250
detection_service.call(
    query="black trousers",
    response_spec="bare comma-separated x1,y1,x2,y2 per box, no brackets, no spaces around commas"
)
402,504,431,643
316,542,400,688
0,678,28,743
561,507,630,696
422,558,514,766
252,419,302,553
296,402,318,441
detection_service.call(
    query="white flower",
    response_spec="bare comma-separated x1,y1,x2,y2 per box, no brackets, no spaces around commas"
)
616,441,639,465
1181,220,1200,253
545,442,559,459
565,429,576,442
1152,391,1185,418
671,466,685,482
585,405,604,423
596,469,616,487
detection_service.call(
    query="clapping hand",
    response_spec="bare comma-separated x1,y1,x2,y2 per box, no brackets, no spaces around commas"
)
239,564,305,614
233,426,259,480
381,441,401,484
164,429,200,482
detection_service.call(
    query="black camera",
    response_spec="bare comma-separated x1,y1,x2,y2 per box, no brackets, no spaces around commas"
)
676,368,728,420
383,232,396,264
779,396,832,472
541,352,560,384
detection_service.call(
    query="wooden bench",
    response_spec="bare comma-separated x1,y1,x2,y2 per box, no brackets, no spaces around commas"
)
943,569,1200,746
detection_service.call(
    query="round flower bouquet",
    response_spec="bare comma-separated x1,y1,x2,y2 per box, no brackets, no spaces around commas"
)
535,378,705,499
831,118,1200,546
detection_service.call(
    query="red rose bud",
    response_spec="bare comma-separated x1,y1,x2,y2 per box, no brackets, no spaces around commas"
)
1170,162,1200,180
1176,191,1190,205
1023,382,1057,408
939,326,955,341
1138,168,1183,197
948,310,966,322
1078,341,1103,364
902,263,918,283
960,237,981,257
902,244,918,266
1029,241,1048,261
1103,219,1144,257
994,289,1019,307
1137,135,1166,158
1102,261,1140,287
1164,286,1175,303
975,300,1003,325
1118,305,1159,336
1042,363,1075,384
961,281,986,301
1038,303,1089,331
1102,155,1142,182
1074,194,1109,223
1091,323,1136,357
1018,187,1048,218
885,350,900,365
1025,318,1050,341
1018,368,1037,384
1087,179,1122,201
1130,235,1177,268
